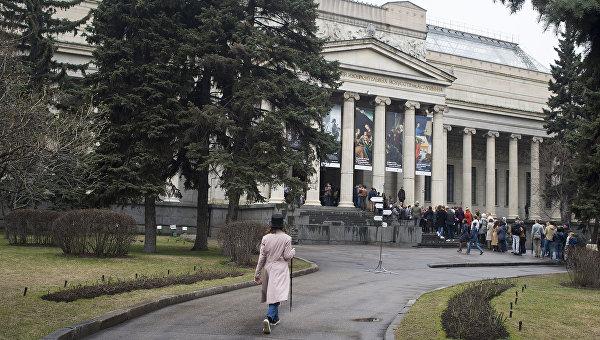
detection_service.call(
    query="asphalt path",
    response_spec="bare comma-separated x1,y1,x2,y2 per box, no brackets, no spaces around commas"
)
87,245,565,340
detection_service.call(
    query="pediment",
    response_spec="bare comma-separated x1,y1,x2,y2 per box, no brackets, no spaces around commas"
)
322,38,455,86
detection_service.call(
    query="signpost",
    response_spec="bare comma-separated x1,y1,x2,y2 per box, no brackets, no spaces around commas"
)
368,196,397,275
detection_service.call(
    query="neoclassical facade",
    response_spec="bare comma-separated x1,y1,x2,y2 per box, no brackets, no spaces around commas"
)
56,0,557,222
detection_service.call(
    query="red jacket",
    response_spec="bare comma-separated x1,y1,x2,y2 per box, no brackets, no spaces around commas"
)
465,210,473,225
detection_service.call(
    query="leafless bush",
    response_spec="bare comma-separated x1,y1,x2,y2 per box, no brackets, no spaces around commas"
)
566,247,600,288
52,209,136,257
5,209,62,245
442,279,514,340
218,222,269,266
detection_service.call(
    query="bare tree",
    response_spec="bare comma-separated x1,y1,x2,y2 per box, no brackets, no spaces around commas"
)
0,37,102,217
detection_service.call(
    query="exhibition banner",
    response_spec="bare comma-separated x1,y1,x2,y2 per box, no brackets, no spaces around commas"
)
354,106,374,171
322,104,342,168
415,115,433,176
385,111,404,173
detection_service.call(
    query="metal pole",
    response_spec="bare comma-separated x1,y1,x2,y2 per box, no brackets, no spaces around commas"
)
289,257,293,312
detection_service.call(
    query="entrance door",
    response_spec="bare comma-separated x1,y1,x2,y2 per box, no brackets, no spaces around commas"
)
320,167,340,206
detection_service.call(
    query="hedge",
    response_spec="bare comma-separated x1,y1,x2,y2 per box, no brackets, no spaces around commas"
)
5,209,62,246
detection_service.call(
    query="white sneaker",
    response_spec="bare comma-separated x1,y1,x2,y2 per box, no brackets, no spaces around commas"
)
263,319,271,334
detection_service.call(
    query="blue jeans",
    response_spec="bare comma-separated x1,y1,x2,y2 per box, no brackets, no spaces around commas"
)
267,303,280,322
467,240,483,254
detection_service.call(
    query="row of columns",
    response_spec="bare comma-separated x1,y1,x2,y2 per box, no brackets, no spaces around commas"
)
275,91,544,222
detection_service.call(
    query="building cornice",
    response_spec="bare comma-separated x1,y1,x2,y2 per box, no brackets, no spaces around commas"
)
447,99,545,120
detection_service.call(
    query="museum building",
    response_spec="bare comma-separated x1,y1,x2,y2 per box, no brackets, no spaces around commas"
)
57,0,557,225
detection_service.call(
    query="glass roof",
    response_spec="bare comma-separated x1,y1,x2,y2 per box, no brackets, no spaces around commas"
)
426,25,548,73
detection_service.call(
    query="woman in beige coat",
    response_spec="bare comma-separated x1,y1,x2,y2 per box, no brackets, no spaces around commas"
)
254,214,295,334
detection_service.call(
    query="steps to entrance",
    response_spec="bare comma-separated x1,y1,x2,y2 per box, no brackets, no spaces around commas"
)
418,233,459,248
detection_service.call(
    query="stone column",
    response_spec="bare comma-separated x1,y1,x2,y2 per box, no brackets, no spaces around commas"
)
443,124,453,206
403,101,420,205
462,128,476,208
486,130,499,215
304,122,322,206
339,92,360,207
266,100,286,204
431,105,447,207
508,134,521,219
373,96,391,193
415,175,425,205
530,137,543,220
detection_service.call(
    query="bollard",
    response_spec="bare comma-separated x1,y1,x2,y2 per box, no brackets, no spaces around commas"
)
167,269,170,275
23,287,28,296
102,275,105,282
194,265,197,271
516,291,519,297
522,286,525,292
135,273,138,279
515,297,518,305
509,310,513,318
510,302,513,309
519,321,523,331
64,280,68,288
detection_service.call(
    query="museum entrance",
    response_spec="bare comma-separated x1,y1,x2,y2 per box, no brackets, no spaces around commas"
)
320,167,340,206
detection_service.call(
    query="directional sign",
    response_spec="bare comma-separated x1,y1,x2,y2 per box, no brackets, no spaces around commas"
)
383,209,392,216
182,227,188,231
370,196,384,203
374,215,383,222
375,203,384,210
170,225,177,230
157,225,162,230
382,222,388,228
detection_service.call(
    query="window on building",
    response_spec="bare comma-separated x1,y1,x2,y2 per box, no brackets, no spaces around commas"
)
447,164,455,203
471,167,477,205
425,176,431,202
505,170,510,207
495,168,498,206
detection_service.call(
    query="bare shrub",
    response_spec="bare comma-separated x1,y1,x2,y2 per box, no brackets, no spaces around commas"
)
442,279,514,340
5,209,62,246
41,268,244,302
566,247,600,288
52,209,136,257
218,222,268,266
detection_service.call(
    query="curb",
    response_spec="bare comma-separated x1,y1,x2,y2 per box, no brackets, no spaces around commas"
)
43,257,318,340
428,261,562,268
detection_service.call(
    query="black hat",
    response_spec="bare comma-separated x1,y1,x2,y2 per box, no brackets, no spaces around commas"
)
271,214,284,228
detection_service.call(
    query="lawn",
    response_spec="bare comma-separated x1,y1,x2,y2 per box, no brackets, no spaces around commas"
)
395,273,600,340
0,233,310,340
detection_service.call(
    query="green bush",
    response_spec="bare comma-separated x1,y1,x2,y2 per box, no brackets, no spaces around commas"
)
218,222,268,266
52,209,136,257
566,246,600,288
5,209,62,246
441,279,513,340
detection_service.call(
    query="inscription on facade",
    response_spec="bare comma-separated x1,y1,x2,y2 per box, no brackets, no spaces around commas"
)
341,71,444,93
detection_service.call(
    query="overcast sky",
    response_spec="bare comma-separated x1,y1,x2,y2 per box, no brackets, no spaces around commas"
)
365,0,559,68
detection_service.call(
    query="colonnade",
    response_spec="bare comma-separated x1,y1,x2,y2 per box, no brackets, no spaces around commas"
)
275,91,544,221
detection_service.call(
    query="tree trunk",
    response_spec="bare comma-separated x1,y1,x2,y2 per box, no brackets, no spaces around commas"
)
226,192,241,223
560,195,572,225
144,195,157,253
593,220,599,247
192,169,209,251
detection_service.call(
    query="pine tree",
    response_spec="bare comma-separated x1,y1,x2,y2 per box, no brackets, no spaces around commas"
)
206,0,340,221
543,26,583,224
0,0,90,87
86,0,187,253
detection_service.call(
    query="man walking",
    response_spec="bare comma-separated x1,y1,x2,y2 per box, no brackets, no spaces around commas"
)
531,220,543,258
411,202,422,228
255,214,296,334
511,217,521,255
466,219,484,255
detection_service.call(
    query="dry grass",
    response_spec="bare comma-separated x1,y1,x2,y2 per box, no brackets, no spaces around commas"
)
395,274,600,340
0,233,310,340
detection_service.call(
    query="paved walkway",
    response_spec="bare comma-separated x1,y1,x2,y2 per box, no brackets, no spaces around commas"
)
88,245,565,340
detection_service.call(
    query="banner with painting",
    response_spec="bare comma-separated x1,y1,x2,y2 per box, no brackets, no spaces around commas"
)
415,115,433,176
354,106,374,171
385,111,404,173
322,104,342,168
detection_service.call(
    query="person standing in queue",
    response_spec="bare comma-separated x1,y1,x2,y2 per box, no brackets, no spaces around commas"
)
255,214,296,334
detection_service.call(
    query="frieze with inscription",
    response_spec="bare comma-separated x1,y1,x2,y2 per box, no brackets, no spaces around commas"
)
340,71,444,93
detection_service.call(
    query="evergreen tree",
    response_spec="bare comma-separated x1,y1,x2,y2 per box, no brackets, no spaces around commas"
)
207,0,340,221
0,0,90,87
543,26,583,224
86,0,186,253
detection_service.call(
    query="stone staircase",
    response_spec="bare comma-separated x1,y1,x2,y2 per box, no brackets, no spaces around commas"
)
418,233,460,248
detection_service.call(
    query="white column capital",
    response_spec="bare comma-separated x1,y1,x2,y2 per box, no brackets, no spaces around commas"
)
375,96,391,106
443,124,453,132
433,105,449,114
343,91,360,102
405,101,420,110
486,130,500,138
510,133,522,140
532,136,544,144
463,127,477,135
